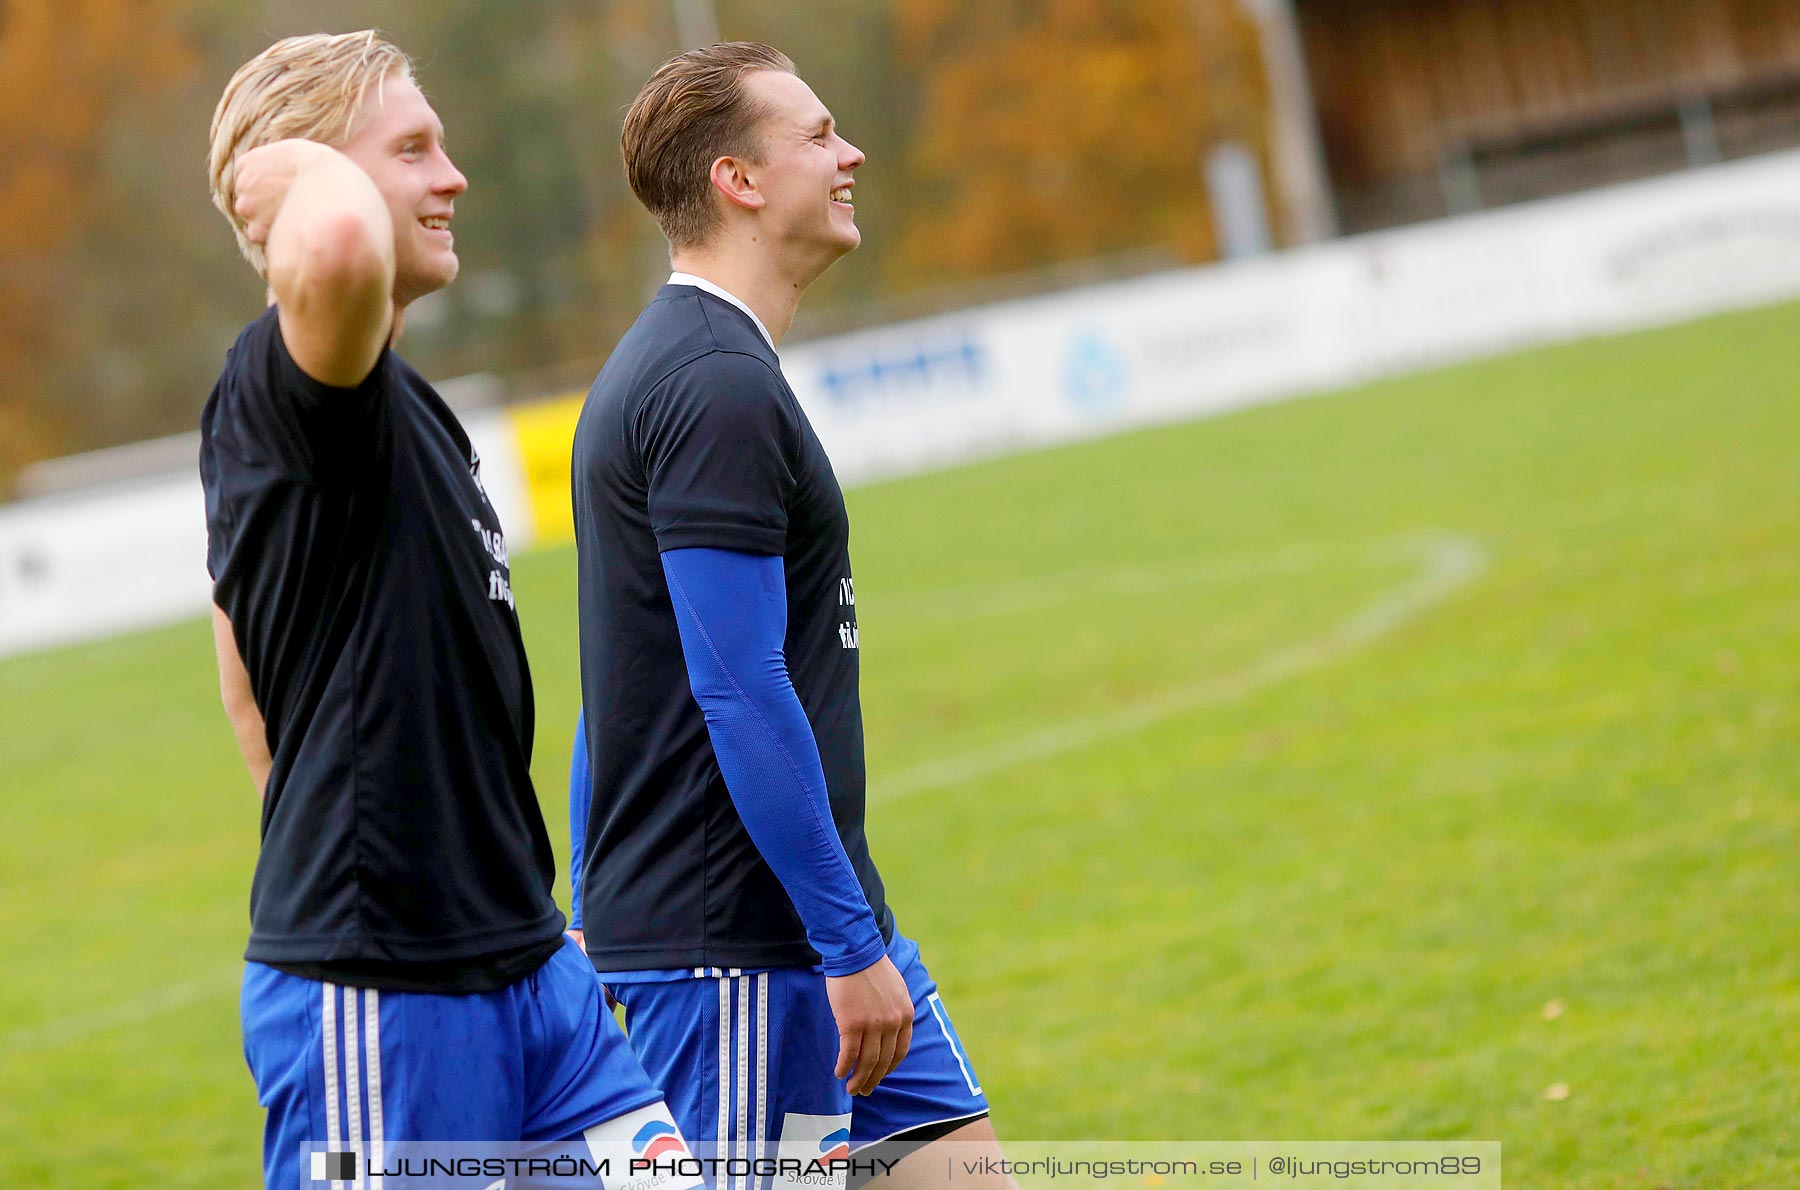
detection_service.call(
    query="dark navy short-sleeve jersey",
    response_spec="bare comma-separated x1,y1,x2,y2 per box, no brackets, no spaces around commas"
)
573,285,891,971
200,308,564,993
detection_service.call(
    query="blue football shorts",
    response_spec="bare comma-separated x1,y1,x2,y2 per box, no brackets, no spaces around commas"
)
242,936,697,1189
610,932,988,1185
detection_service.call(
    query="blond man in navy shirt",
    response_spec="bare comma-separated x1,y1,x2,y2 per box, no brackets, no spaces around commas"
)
202,31,692,1187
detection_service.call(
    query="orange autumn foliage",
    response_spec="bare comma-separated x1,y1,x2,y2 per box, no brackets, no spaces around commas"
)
0,0,196,491
889,0,1269,285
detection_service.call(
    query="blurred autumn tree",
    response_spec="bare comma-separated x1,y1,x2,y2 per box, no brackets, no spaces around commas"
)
0,0,1272,496
890,0,1269,283
0,0,199,490
324,0,673,389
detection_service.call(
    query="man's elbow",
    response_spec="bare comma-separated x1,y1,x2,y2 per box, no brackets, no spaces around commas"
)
272,211,393,307
691,671,763,724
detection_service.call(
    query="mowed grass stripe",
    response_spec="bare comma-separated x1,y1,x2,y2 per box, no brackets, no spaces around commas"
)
2,299,1797,1187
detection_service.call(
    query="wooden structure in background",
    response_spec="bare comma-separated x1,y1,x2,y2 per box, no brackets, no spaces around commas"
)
1294,0,1800,231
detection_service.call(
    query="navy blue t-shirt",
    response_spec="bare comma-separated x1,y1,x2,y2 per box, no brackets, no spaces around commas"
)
200,308,564,993
572,285,892,971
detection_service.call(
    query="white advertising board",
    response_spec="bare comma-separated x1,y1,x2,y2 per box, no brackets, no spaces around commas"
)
785,149,1800,486
0,409,528,658
6,149,1800,657
0,473,212,656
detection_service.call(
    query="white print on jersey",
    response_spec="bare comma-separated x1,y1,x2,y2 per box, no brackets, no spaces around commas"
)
487,569,514,609
471,518,509,566
837,574,857,650
472,518,514,608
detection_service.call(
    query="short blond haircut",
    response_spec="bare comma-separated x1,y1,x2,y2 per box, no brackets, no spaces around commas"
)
208,31,413,275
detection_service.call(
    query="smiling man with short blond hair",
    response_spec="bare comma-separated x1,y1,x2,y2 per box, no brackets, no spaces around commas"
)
201,31,691,1188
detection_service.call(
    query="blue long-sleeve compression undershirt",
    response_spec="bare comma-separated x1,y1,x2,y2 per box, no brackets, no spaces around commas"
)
568,708,590,931
567,547,885,976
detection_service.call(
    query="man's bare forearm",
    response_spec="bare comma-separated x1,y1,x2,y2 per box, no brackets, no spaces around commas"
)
235,138,395,386
212,603,272,799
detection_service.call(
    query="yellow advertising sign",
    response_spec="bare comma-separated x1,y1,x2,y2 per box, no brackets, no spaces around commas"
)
506,393,585,546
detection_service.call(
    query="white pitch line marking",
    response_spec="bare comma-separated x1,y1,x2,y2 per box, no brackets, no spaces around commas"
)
872,537,1405,623
5,535,1485,1053
869,530,1488,803
0,969,240,1056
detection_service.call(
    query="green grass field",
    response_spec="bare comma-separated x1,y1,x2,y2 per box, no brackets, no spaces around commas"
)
3,299,1797,1187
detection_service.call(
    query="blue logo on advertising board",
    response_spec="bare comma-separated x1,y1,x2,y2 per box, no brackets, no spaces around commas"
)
1063,329,1130,415
816,333,986,410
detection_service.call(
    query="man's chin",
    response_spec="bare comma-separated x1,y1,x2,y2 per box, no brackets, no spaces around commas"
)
398,261,458,305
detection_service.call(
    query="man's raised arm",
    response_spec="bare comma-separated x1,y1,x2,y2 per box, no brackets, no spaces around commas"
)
233,138,394,387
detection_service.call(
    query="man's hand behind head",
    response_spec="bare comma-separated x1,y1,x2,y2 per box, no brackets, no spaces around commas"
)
232,139,351,249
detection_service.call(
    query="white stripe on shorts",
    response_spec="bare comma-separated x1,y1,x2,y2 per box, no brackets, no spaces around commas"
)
928,992,982,1096
717,977,730,1169
735,975,749,1190
755,973,768,1176
344,987,363,1186
364,988,384,1190
322,983,341,1159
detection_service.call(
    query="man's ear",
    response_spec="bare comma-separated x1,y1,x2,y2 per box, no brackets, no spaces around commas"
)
708,155,765,212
